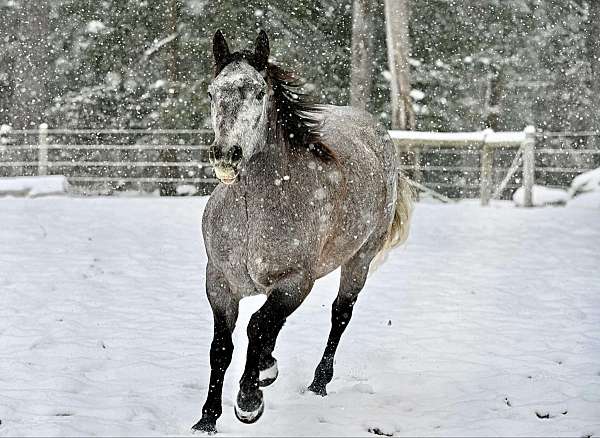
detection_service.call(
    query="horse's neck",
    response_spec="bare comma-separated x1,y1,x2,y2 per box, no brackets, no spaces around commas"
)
243,135,290,184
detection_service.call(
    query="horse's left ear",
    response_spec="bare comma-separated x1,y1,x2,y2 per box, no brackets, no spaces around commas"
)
213,29,230,69
254,30,270,71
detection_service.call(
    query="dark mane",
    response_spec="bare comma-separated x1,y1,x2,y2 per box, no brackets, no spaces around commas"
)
215,50,335,162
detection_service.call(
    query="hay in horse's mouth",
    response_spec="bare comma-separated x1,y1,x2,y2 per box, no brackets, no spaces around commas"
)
214,166,238,185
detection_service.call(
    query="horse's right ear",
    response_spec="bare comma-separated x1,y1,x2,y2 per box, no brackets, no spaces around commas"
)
213,29,230,68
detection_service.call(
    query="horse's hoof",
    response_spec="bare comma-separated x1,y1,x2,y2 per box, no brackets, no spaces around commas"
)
234,390,265,424
259,360,278,387
307,381,328,397
191,418,217,434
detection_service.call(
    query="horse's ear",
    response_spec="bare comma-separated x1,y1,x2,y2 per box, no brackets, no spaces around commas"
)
254,30,270,71
213,29,230,68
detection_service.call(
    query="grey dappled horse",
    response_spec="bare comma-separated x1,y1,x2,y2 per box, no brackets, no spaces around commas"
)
192,30,413,434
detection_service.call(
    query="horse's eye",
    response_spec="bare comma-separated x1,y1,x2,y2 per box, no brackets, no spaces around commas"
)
256,90,266,100
207,91,213,101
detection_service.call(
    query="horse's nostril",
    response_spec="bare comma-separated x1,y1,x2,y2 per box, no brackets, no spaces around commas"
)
210,146,223,161
230,145,243,163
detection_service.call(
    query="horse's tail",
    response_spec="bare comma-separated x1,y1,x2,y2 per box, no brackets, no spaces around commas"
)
370,174,414,273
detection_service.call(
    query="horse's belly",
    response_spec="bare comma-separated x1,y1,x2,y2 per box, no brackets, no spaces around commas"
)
316,219,376,278
316,178,388,277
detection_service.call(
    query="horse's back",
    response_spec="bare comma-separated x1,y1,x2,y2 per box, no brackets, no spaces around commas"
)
318,105,398,174
314,105,399,275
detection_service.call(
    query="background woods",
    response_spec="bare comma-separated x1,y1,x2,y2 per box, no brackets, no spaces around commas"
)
0,0,598,197
1,0,598,134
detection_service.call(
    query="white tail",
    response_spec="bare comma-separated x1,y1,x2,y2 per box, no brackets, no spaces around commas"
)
369,174,414,273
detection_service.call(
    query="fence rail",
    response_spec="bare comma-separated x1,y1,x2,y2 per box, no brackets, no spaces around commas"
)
390,127,536,206
1,126,598,202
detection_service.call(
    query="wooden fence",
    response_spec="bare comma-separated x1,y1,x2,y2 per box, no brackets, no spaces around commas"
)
1,125,598,204
390,127,535,206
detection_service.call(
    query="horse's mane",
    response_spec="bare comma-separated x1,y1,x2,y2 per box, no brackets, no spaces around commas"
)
215,50,335,162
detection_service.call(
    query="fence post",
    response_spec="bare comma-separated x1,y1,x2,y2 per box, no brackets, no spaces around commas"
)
413,147,422,183
38,123,49,176
480,129,494,206
522,125,536,207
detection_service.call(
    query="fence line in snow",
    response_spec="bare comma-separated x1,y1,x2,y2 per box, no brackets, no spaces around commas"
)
389,126,535,206
0,125,598,202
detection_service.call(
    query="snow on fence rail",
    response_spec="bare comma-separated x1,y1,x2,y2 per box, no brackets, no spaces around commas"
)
1,125,599,202
390,126,535,206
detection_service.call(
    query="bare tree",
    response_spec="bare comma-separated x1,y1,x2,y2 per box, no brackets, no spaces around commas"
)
350,0,376,110
384,0,415,130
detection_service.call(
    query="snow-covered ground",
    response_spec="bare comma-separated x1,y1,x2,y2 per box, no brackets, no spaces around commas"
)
0,197,598,437
0,176,70,198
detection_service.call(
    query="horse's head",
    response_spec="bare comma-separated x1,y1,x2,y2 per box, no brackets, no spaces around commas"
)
208,30,271,185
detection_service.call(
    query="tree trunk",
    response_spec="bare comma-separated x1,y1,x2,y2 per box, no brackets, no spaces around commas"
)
484,65,504,131
350,0,375,111
587,0,600,133
159,0,181,196
384,0,415,130
8,1,50,129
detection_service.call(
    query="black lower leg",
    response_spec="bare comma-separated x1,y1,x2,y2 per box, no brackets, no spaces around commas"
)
193,265,238,433
256,312,287,383
237,273,312,417
237,301,288,412
308,294,358,395
193,315,235,433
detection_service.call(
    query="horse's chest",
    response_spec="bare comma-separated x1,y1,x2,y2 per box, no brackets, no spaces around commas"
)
203,192,252,289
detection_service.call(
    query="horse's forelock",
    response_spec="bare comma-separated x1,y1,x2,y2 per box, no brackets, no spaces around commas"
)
214,50,264,78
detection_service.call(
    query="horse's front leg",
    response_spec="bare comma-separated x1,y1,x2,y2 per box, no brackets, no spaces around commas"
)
235,272,314,423
192,264,239,434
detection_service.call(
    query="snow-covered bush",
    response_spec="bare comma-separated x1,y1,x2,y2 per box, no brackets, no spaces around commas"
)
569,168,600,197
512,185,569,207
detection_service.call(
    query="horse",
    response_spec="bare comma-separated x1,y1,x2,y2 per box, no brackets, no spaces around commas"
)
192,29,413,434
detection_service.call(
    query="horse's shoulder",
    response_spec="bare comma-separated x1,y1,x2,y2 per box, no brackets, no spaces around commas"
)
202,185,243,236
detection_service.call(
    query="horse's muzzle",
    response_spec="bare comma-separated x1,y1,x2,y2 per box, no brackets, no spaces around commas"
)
209,144,242,185
214,165,238,185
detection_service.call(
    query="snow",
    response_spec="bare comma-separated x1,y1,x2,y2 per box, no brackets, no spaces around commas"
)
388,130,526,146
513,184,569,207
85,21,107,34
176,184,199,196
1,198,599,437
409,89,425,101
0,176,70,198
569,191,600,209
569,168,600,197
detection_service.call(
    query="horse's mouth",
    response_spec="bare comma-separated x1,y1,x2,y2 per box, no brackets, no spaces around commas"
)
214,166,238,185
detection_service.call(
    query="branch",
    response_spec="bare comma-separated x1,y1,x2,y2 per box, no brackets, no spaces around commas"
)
140,32,179,63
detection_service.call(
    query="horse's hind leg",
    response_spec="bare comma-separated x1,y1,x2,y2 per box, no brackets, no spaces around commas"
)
308,251,371,396
192,264,239,434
